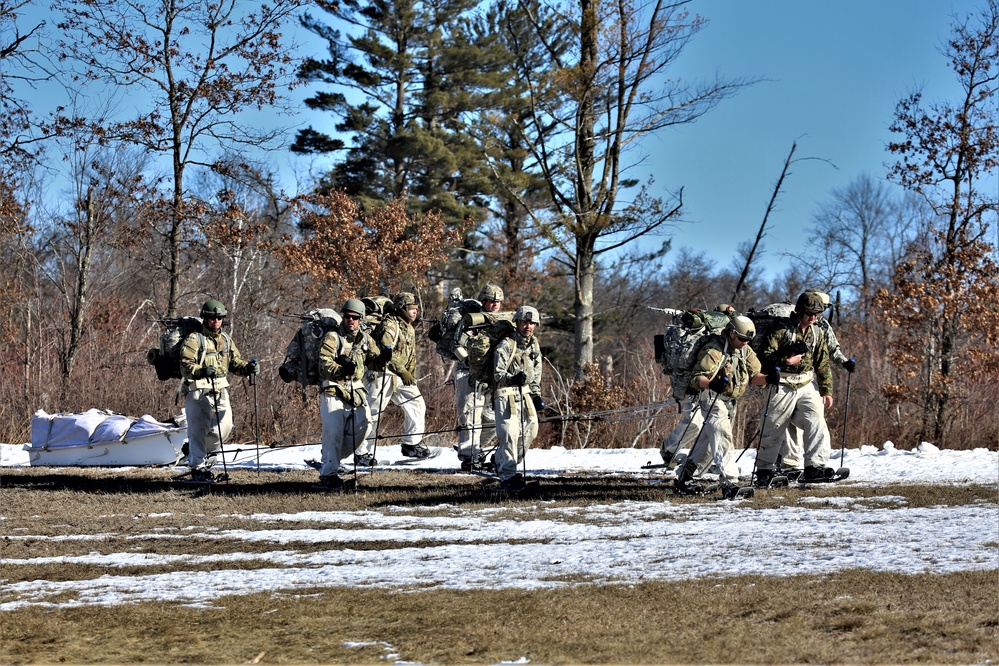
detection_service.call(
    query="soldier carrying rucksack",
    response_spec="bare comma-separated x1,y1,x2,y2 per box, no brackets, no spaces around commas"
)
492,305,544,493
178,300,259,483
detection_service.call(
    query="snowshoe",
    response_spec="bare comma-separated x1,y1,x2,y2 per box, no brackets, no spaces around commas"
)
397,445,442,462
311,475,353,491
778,467,804,483
799,466,850,484
305,459,349,475
176,469,226,485
720,484,754,500
673,478,719,496
354,453,380,468
753,469,789,489
460,452,493,473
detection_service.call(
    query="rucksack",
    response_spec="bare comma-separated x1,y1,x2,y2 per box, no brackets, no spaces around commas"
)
147,316,208,381
278,309,343,386
428,288,483,361
746,302,794,356
655,308,732,402
362,295,394,329
459,311,516,387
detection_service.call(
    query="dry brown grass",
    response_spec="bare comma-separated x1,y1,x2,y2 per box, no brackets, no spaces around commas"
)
1,467,996,664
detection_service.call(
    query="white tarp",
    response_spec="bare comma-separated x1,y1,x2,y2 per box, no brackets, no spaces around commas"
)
29,409,185,451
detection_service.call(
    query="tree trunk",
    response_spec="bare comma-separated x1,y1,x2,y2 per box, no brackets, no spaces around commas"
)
573,231,596,379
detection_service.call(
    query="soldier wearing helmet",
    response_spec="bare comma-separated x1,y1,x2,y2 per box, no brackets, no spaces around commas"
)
492,304,544,492
755,290,835,486
362,291,436,460
776,289,855,478
675,313,773,499
178,299,259,483
454,284,506,472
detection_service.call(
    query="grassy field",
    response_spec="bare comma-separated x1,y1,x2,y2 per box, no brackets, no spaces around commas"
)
1,468,996,664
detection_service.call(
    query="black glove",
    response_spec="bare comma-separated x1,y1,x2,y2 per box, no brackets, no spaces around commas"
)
511,370,528,387
377,345,393,365
397,368,416,385
278,364,294,383
336,355,356,376
708,375,728,394
842,358,856,373
531,394,545,413
195,365,217,379
766,368,781,385
779,339,807,358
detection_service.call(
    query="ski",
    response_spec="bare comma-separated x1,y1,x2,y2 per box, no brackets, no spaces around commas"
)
797,467,850,484
641,461,675,470
173,471,228,485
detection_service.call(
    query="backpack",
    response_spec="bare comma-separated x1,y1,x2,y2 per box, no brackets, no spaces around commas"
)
278,309,343,386
746,302,794,356
362,296,394,329
655,308,731,402
460,311,516,387
428,288,483,361
146,316,207,381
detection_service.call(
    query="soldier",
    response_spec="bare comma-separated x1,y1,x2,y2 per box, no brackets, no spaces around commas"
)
493,305,543,493
756,291,835,486
179,300,259,483
779,289,855,475
455,284,502,471
659,304,737,471
313,299,382,490
362,292,433,459
674,315,773,499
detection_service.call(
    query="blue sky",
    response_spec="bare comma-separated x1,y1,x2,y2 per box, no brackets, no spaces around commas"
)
630,0,987,281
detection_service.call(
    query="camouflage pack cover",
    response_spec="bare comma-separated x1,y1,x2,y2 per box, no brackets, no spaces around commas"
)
657,308,732,402
460,311,516,387
147,316,206,381
279,309,343,386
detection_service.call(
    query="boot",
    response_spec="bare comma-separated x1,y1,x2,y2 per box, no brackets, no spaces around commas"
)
803,465,835,482
402,444,433,459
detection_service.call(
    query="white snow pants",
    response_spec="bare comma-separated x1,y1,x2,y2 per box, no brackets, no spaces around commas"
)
362,370,426,453
455,366,496,459
184,387,233,471
494,387,538,481
684,391,741,486
757,382,830,471
660,396,705,460
319,393,370,477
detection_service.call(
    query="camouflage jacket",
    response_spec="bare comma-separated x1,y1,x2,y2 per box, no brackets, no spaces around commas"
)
493,331,542,394
371,315,417,376
179,323,252,390
690,335,761,400
761,319,833,395
318,327,378,406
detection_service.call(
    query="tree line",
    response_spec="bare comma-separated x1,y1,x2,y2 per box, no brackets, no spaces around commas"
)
0,0,996,451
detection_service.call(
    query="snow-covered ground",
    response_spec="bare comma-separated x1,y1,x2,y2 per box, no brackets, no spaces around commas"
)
1,441,997,610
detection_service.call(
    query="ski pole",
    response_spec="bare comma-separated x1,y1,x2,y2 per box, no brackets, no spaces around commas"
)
840,362,853,464
371,365,390,462
676,388,722,488
746,380,778,487
250,358,260,476
209,372,229,483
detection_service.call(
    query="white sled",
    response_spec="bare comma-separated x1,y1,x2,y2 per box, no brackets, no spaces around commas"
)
25,408,187,467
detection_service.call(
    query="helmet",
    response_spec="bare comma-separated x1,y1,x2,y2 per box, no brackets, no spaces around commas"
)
200,300,227,318
342,298,366,317
514,305,540,324
477,284,504,303
795,291,826,315
727,315,756,341
715,303,736,316
807,289,831,307
393,292,417,310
